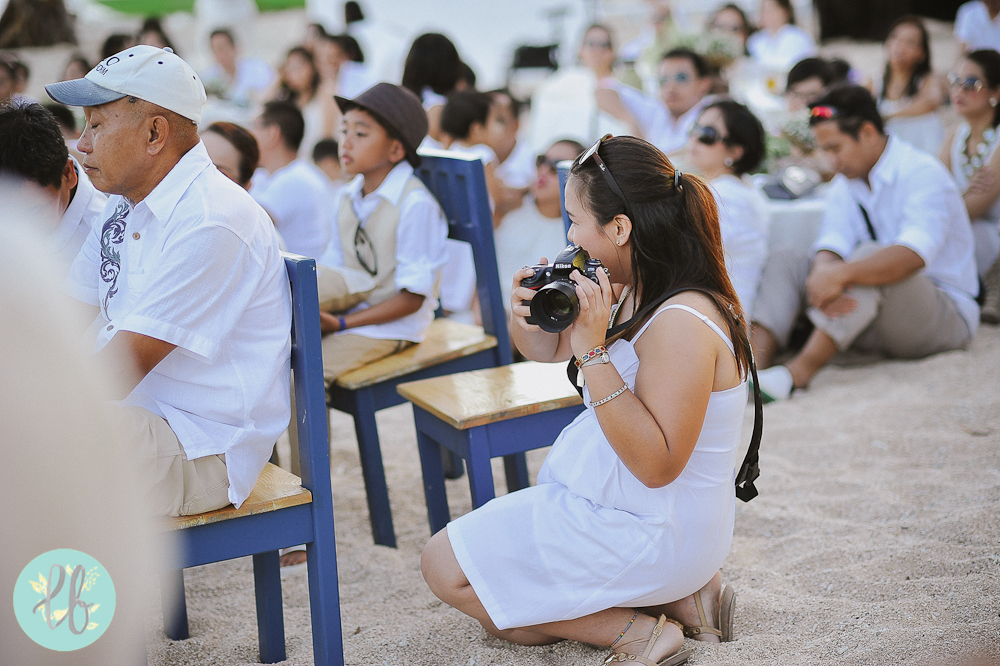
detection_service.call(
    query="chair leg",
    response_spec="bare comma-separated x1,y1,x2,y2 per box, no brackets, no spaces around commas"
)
252,551,286,664
350,389,396,548
415,425,452,534
466,427,497,509
161,569,189,640
441,445,465,480
306,532,346,665
503,453,531,492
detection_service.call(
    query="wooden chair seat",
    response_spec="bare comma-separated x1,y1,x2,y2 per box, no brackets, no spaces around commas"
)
167,463,312,531
398,361,585,534
397,361,583,430
334,318,496,390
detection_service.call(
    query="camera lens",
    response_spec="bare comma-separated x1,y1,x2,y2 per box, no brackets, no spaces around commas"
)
529,281,580,332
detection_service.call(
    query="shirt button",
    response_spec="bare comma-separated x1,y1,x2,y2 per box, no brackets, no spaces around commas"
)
132,232,140,240
106,324,113,331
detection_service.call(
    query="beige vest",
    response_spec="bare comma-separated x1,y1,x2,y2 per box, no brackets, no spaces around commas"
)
337,176,429,307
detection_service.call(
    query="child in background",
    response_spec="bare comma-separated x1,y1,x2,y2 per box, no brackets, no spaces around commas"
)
312,137,345,184
315,83,449,382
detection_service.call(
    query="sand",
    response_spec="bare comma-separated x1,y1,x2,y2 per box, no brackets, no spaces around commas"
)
143,324,1000,666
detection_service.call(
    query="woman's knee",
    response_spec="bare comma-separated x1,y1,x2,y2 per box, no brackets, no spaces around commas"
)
420,528,467,602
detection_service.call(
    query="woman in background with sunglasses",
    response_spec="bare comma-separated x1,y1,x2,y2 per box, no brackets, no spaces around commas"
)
422,135,751,664
940,49,1000,323
685,100,769,318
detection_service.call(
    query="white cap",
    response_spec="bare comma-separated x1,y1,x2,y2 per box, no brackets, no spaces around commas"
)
45,45,207,124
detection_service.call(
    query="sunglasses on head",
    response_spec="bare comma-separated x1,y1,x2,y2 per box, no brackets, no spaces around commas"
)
947,73,985,92
691,124,731,146
808,105,843,125
536,155,559,172
579,134,636,222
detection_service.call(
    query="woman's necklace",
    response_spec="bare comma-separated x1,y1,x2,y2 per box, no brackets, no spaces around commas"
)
608,285,631,329
962,125,998,177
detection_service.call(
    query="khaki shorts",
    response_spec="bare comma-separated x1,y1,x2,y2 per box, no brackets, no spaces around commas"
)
115,405,231,517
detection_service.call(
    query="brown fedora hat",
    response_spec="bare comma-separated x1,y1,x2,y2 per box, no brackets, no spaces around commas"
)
335,82,429,167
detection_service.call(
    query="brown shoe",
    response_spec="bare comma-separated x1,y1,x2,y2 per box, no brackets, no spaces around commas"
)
683,585,736,643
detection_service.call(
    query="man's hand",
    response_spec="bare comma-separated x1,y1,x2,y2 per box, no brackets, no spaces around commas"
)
806,260,851,310
818,293,858,318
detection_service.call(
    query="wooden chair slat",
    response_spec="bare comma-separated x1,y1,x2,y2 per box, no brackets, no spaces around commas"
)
334,318,497,390
166,463,312,531
398,361,583,430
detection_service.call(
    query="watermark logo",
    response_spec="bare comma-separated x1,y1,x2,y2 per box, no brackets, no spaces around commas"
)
12,549,116,651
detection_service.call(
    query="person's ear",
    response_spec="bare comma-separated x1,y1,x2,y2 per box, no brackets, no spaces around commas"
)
389,138,406,164
727,144,745,165
697,75,713,97
147,115,170,155
62,157,78,190
609,213,633,247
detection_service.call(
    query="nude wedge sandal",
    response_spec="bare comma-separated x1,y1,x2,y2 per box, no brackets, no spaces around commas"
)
604,615,694,665
683,584,736,643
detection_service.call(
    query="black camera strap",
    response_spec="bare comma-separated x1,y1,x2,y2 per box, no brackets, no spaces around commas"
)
566,287,762,502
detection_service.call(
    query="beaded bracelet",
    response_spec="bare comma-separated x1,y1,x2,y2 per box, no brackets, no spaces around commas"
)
338,316,347,331
590,383,630,408
575,345,608,368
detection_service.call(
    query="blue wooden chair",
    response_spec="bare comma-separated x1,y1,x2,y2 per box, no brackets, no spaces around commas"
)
326,150,519,548
161,255,344,665
397,361,584,533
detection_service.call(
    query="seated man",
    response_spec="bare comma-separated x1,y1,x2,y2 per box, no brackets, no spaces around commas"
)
752,85,980,401
251,100,332,260
494,138,583,307
0,102,107,265
45,45,292,516
201,28,276,108
315,82,448,382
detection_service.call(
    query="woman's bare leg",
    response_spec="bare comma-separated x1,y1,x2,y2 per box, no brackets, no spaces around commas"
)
420,528,684,660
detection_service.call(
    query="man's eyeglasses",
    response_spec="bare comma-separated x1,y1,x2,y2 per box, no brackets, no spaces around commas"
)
659,72,692,87
584,39,612,50
579,134,636,222
808,105,842,125
691,124,731,147
354,224,378,277
947,73,985,93
536,154,559,173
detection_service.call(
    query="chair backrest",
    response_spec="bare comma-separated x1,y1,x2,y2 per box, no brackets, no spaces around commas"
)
415,150,513,366
557,160,572,235
283,254,334,502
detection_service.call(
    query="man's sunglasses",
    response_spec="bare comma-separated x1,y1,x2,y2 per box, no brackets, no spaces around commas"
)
354,224,378,277
947,73,985,93
536,155,559,172
691,124,731,147
579,134,636,222
659,72,692,86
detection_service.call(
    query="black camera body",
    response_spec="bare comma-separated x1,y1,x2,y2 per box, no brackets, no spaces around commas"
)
521,244,606,333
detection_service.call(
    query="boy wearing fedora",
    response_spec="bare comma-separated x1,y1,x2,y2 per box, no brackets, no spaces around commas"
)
315,82,449,381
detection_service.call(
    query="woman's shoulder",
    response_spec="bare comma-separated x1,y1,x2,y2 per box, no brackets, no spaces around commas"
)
635,291,731,344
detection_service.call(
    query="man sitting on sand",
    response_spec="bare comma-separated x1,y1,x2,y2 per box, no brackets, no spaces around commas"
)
751,85,980,401
45,45,291,516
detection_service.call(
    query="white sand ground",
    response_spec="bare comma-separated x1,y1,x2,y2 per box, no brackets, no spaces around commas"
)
145,325,1000,666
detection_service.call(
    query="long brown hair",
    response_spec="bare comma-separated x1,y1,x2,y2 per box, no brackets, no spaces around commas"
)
569,135,751,377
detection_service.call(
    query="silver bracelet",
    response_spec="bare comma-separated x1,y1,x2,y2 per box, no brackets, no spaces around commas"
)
589,383,630,408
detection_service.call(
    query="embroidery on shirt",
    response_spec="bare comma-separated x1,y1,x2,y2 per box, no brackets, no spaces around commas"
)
99,199,129,317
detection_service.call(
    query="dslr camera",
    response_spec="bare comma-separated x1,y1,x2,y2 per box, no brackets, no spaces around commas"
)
520,244,607,333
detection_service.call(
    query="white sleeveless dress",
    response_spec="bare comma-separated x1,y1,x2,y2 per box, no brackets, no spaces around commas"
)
447,304,748,631
950,121,1000,278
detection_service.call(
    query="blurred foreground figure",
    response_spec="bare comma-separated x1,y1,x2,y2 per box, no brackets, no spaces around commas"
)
0,181,166,663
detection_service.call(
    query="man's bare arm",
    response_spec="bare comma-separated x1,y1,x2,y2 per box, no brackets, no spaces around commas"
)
95,331,177,398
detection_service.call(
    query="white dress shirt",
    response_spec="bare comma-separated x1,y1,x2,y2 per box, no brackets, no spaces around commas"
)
335,161,449,342
812,136,980,335
649,97,710,156
201,57,276,107
747,24,818,72
65,142,292,509
602,77,669,143
955,1,1000,51
251,159,332,260
710,175,769,318
495,139,537,190
53,158,107,266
